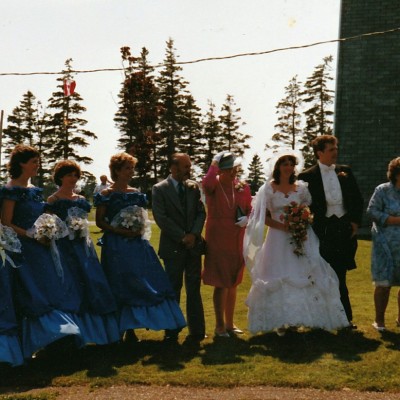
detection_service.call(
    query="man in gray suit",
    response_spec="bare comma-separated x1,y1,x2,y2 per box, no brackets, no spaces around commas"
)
152,153,206,342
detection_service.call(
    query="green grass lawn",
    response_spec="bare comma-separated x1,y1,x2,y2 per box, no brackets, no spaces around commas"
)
2,213,400,395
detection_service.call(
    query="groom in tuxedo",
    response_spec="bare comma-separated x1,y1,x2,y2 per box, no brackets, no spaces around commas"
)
152,153,206,342
298,135,363,328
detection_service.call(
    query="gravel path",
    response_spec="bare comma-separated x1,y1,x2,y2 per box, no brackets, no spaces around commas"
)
2,385,400,400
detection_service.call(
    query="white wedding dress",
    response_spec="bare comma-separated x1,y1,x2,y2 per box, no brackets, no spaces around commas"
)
245,181,349,334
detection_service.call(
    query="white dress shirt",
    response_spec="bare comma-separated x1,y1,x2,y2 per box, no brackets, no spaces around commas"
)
318,161,346,218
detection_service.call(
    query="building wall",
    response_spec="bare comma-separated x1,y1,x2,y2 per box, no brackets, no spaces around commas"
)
335,1,400,231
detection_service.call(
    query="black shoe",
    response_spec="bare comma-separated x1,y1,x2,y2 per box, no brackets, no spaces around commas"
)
123,329,140,344
339,323,357,332
185,334,207,342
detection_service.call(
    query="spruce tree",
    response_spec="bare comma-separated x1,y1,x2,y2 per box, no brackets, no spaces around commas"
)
268,75,303,151
200,100,224,173
156,38,189,175
2,92,54,185
47,58,97,175
178,94,203,164
300,55,334,167
219,94,250,157
247,153,265,195
114,47,160,191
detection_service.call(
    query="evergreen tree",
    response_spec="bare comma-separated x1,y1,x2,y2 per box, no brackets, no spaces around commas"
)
268,75,303,151
178,94,203,163
47,58,97,175
156,38,189,175
219,94,250,157
247,153,265,195
114,46,161,191
2,92,54,185
200,100,224,173
300,55,334,167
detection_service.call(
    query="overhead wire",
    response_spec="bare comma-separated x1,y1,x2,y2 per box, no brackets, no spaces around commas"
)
0,26,399,77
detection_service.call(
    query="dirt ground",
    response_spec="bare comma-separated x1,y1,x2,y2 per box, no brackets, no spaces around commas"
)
2,385,400,400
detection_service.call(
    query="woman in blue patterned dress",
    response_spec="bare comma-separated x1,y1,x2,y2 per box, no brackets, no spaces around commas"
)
367,157,400,331
94,152,186,342
46,160,120,345
0,145,82,359
0,255,23,366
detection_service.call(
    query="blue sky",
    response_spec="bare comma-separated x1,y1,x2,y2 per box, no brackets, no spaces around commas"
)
0,0,340,180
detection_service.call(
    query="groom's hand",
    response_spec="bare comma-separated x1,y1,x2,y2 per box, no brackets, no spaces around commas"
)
350,222,358,238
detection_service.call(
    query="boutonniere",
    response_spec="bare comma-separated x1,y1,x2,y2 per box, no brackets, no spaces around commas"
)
234,180,246,192
337,171,348,178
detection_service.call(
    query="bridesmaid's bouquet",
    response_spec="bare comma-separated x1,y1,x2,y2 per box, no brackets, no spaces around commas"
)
28,213,69,279
66,207,89,240
0,223,21,268
30,213,69,242
280,201,313,256
110,205,151,240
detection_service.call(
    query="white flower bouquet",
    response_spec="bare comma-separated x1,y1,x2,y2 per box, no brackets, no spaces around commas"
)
28,213,69,279
66,207,89,240
0,223,21,269
30,213,69,242
110,205,151,240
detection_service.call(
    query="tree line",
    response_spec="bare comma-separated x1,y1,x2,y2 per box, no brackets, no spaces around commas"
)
2,39,334,197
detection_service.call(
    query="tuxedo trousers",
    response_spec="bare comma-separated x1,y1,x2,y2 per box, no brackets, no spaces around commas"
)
318,214,358,322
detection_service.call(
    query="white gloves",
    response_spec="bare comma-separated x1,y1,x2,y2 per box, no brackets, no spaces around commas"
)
213,151,226,163
235,216,248,228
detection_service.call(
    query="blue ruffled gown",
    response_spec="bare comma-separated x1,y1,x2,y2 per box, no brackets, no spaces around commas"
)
94,191,186,333
0,258,24,366
0,187,83,358
46,198,120,345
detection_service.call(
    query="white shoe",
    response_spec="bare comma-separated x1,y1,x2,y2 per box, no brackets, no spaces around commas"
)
372,322,385,332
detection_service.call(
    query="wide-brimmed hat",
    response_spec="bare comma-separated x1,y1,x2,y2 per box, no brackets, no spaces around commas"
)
218,152,242,170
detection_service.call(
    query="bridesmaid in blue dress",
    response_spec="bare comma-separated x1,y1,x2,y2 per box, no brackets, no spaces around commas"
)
0,145,82,359
46,160,120,345
94,152,186,342
0,254,23,366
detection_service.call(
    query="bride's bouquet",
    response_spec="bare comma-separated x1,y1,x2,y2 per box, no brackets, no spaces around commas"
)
0,223,21,268
110,205,151,240
280,201,313,256
65,207,89,240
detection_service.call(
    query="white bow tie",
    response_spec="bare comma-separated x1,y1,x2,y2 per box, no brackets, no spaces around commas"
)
320,163,336,172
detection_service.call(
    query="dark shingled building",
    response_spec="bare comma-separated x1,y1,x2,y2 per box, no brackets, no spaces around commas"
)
334,1,400,230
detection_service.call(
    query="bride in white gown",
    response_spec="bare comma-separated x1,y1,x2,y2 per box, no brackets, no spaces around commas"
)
244,151,349,335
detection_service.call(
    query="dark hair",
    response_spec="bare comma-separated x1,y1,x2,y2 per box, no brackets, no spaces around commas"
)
53,160,81,186
109,152,138,181
8,144,40,179
387,157,400,185
272,155,297,184
169,152,188,169
311,135,338,159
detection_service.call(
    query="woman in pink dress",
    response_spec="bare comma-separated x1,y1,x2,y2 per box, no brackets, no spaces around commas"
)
202,151,252,337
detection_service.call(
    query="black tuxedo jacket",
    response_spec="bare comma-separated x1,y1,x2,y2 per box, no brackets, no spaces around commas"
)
298,164,363,239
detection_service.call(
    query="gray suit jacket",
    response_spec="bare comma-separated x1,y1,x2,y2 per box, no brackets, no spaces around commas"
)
152,176,206,259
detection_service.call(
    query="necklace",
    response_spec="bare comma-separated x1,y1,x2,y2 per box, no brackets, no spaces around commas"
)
218,179,235,209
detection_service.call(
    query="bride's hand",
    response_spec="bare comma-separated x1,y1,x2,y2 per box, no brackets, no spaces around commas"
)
281,222,289,232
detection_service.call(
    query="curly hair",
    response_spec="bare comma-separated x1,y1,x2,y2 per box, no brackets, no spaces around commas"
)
311,134,338,159
7,144,40,179
387,157,400,185
272,155,298,184
53,160,81,186
109,152,138,181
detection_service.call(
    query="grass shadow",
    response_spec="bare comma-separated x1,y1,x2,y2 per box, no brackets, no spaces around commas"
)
248,329,381,363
